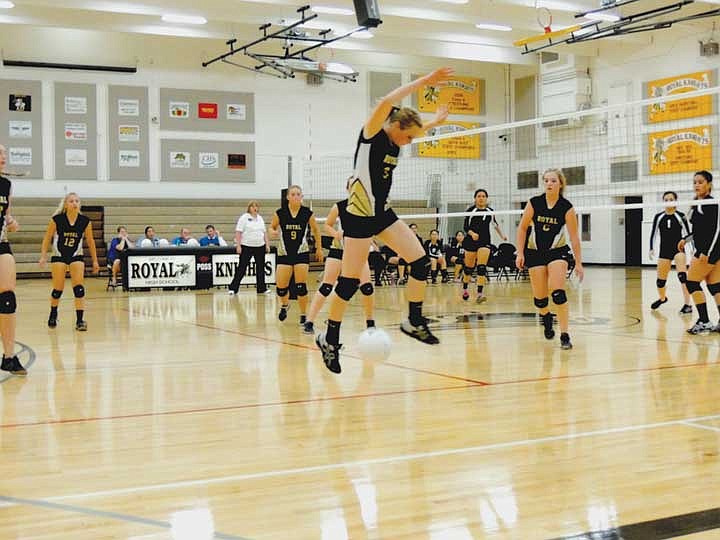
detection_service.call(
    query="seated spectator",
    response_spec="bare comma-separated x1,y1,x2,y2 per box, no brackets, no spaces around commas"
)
380,244,407,284
172,227,195,246
108,226,131,286
136,226,161,248
199,224,227,247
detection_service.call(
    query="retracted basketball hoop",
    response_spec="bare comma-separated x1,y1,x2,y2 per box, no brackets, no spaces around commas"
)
537,5,553,33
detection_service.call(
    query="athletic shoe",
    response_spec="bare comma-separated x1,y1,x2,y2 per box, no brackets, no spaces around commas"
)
680,304,693,314
1,355,26,376
560,332,572,350
400,319,440,345
303,321,315,335
299,315,307,326
316,332,342,374
462,290,469,301
398,277,408,286
228,289,236,296
257,289,272,295
278,306,288,322
651,297,668,310
542,313,555,340
442,275,452,284
476,294,487,304
75,320,88,332
48,315,57,328
687,320,713,335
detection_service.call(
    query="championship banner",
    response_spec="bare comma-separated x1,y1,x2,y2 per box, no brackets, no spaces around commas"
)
127,254,196,288
647,71,714,123
417,122,481,159
649,126,712,175
417,76,483,115
212,252,276,286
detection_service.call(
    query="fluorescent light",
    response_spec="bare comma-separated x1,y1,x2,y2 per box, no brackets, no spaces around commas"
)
323,62,357,74
435,0,469,3
475,22,512,32
161,14,207,25
584,11,620,22
352,30,374,39
312,5,354,15
0,1,14,8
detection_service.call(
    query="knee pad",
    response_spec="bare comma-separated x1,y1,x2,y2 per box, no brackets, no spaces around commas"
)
678,272,687,284
534,297,549,309
708,282,720,296
318,283,333,297
51,289,63,299
73,285,85,298
335,276,360,301
360,282,374,296
686,280,702,294
551,289,568,305
656,278,667,288
477,264,487,277
0,291,16,314
276,286,290,298
409,255,431,282
463,264,476,276
295,283,308,297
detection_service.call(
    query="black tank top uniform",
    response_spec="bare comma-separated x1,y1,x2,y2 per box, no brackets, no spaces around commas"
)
687,196,720,264
650,211,690,260
424,240,444,259
525,194,574,268
0,176,12,255
343,128,401,238
462,206,496,251
446,241,465,263
276,206,312,265
51,213,90,264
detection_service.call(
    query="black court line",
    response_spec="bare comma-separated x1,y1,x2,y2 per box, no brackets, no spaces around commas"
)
0,342,36,384
547,507,720,540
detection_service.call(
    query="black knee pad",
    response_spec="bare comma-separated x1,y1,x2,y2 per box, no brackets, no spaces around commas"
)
708,282,720,296
656,278,667,288
335,276,360,301
51,289,63,299
463,264,476,276
409,255,431,282
551,289,567,305
678,272,687,284
360,282,374,296
0,291,16,314
534,297,549,309
276,286,290,298
295,283,308,297
477,264,487,277
73,285,85,298
686,280,702,294
318,283,333,297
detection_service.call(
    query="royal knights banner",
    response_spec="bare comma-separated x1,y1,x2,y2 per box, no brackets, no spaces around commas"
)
647,71,714,123
649,126,713,175
417,122,481,159
417,76,483,115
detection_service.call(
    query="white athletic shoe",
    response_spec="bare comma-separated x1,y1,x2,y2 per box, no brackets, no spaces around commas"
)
687,320,714,335
228,290,236,296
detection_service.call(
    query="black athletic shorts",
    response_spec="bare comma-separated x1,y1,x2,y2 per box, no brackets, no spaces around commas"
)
0,242,12,256
525,246,572,269
340,208,399,239
659,245,681,261
462,236,492,253
277,252,310,266
51,255,84,265
695,250,720,265
327,248,343,260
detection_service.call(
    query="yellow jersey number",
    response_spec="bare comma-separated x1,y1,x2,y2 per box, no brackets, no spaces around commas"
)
63,237,76,248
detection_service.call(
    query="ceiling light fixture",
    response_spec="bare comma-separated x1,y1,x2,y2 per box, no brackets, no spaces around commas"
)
312,5,355,15
584,11,620,22
161,14,207,25
435,0,469,4
475,22,513,32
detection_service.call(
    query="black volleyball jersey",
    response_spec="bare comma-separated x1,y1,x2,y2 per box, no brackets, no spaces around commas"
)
424,240,444,258
688,196,720,257
527,194,573,251
649,211,690,252
277,206,312,256
0,176,11,243
463,206,497,244
348,128,400,218
52,213,90,259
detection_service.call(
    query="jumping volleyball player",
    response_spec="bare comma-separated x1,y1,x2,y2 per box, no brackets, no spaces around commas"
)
316,67,454,374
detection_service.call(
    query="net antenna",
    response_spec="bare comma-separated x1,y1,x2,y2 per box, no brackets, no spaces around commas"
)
515,0,720,55
203,5,365,82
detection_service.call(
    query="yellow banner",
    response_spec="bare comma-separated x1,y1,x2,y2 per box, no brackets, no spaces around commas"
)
649,126,713,175
647,71,714,123
417,76,483,115
417,122,481,159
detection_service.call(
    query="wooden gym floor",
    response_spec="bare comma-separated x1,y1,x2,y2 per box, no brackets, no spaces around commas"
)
1,266,719,539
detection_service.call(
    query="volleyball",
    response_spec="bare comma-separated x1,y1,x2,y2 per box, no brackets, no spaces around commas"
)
357,327,392,362
139,238,152,248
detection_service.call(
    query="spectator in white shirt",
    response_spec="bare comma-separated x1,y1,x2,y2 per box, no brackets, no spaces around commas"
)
229,201,270,294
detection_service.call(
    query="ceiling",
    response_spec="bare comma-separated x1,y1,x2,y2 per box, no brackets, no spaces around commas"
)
0,0,718,65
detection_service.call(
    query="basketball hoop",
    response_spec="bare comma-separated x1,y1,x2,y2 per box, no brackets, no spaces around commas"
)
537,6,553,33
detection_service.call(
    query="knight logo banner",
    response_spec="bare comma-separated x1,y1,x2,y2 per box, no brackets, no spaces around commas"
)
417,76,483,115
417,122,481,159
128,255,196,288
198,102,218,119
647,71,714,123
212,253,276,286
649,126,713,175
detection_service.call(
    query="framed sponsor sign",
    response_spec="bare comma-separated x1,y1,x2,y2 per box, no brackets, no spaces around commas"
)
212,252,276,286
127,254,196,288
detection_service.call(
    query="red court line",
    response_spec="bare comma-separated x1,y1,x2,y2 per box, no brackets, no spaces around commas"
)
0,383,480,429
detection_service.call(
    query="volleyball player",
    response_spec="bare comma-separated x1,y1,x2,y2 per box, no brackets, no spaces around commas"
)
446,230,466,281
316,67,454,374
303,198,375,335
462,189,507,302
516,169,584,350
39,192,100,331
648,191,692,313
269,185,323,324
0,145,25,375
424,230,449,283
678,171,720,334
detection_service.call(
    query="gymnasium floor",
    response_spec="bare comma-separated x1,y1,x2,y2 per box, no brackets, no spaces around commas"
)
1,266,719,539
